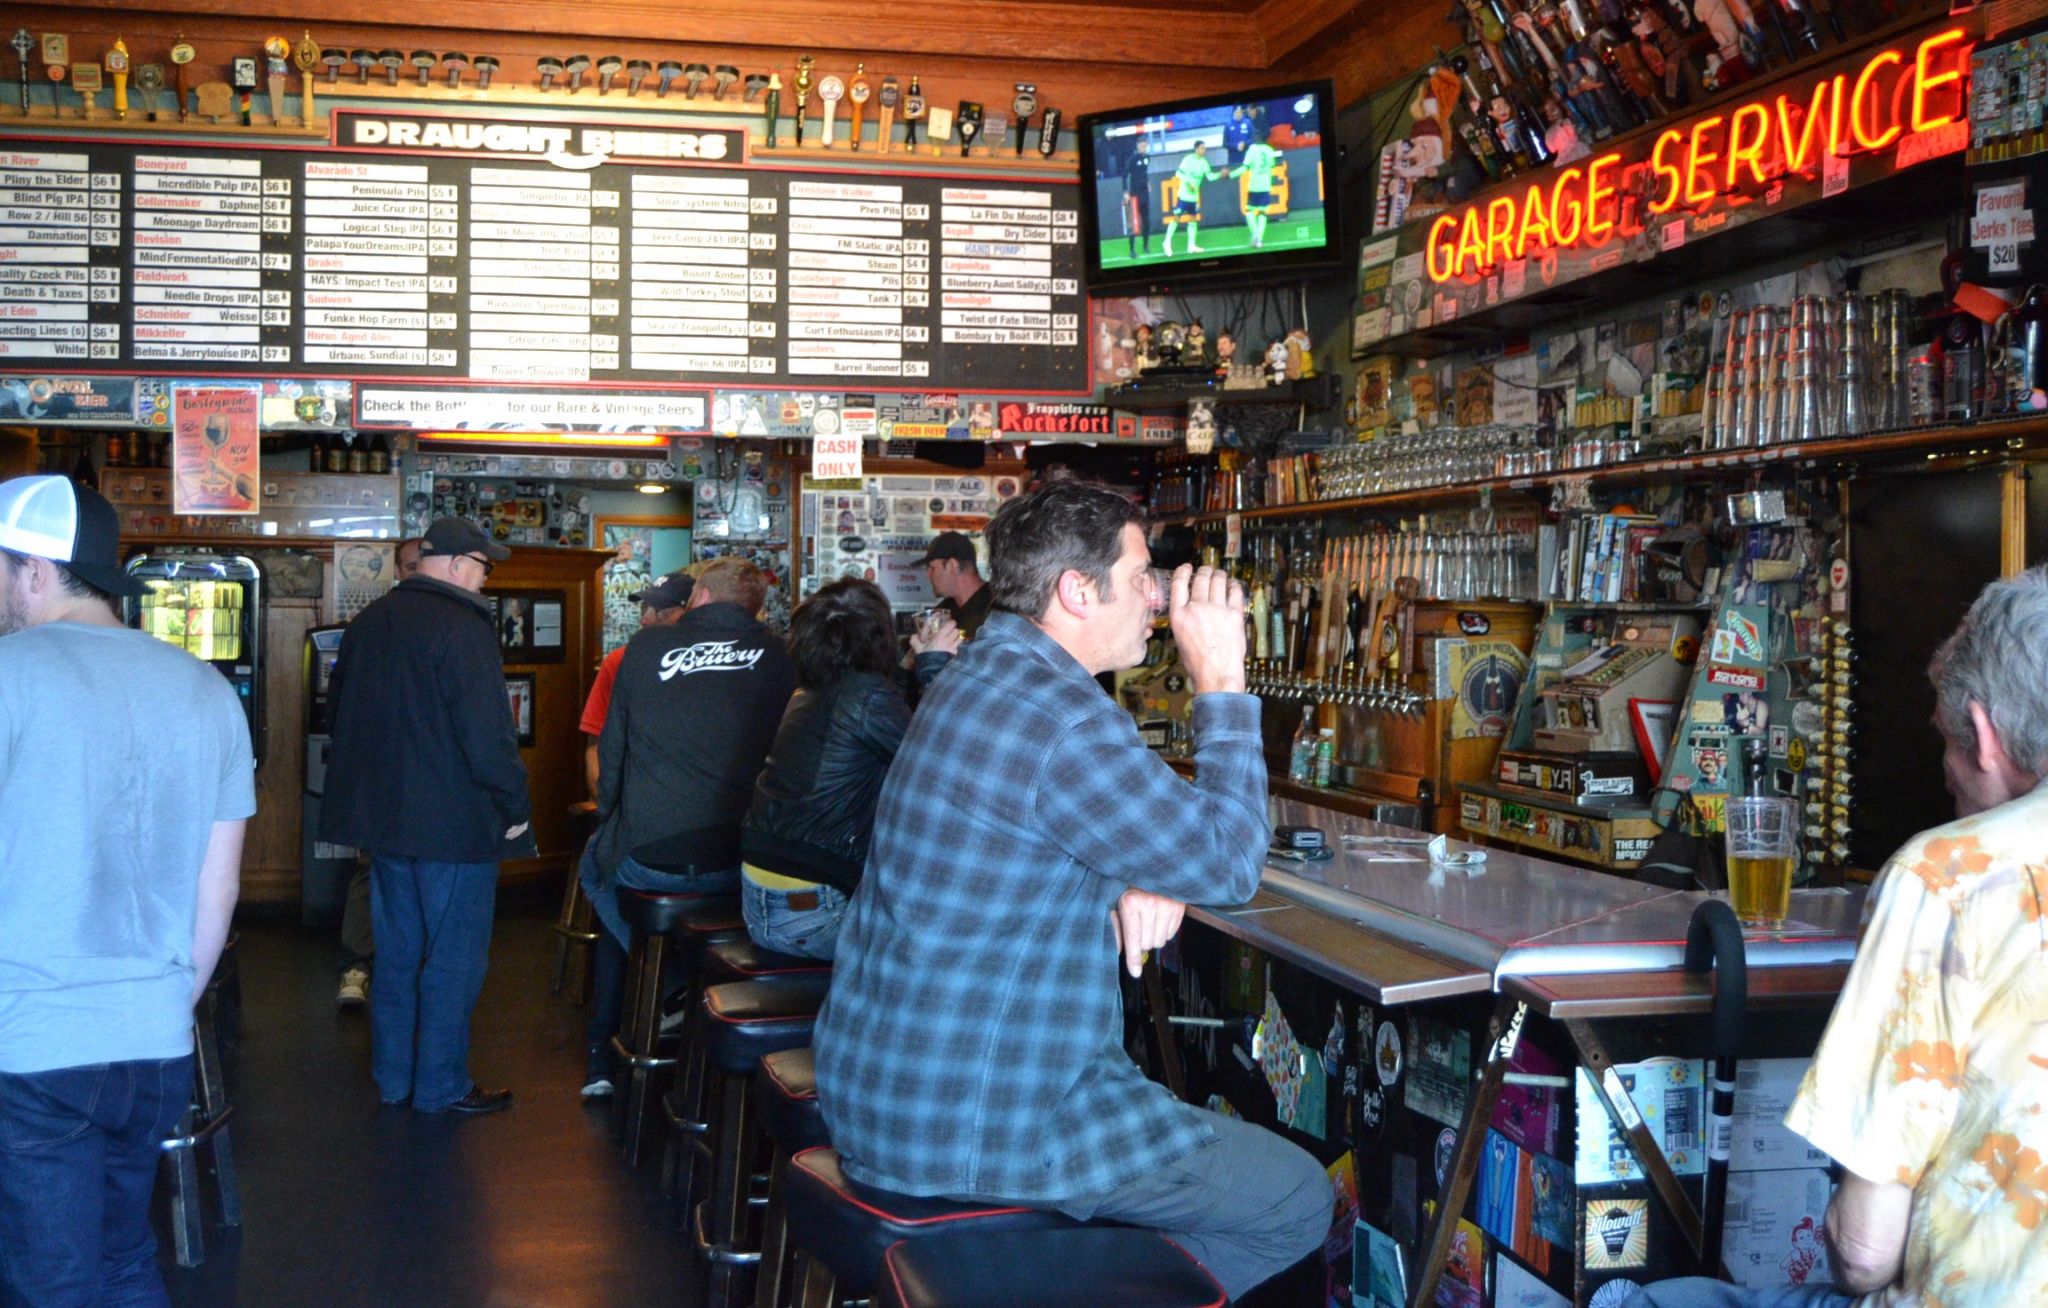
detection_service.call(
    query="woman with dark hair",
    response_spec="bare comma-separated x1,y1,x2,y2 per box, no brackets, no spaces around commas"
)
740,579,953,959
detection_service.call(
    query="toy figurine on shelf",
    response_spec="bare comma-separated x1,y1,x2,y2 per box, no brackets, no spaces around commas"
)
1213,330,1237,380
1265,338,1290,387
1185,319,1209,367
1285,327,1315,380
1134,323,1160,374
1157,320,1185,367
1540,96,1588,162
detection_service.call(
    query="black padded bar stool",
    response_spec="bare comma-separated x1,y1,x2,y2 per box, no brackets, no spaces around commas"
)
670,936,829,1204
875,1228,1227,1308
610,886,734,1166
703,935,834,985
750,1048,827,1308
694,975,834,1308
781,1147,1080,1308
654,903,754,1198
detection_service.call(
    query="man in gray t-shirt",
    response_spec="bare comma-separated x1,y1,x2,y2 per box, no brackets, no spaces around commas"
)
0,475,252,1305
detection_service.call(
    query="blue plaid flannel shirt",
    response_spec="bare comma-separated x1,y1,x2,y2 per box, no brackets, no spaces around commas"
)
813,610,1269,1203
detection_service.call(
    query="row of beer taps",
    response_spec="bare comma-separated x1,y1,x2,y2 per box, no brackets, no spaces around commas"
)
1244,527,1443,715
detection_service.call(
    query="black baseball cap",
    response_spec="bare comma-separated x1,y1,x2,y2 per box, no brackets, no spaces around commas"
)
914,531,977,567
0,474,146,597
631,571,694,610
418,516,511,561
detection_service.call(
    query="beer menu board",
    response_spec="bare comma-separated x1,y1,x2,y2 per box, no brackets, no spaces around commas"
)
0,138,1087,393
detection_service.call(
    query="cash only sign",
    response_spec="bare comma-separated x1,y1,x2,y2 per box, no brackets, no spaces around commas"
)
1422,24,1974,285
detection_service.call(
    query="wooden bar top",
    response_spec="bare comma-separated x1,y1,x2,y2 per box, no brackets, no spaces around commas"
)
1503,962,1852,1019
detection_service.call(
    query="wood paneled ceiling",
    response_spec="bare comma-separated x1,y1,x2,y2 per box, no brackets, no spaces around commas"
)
3,0,1452,111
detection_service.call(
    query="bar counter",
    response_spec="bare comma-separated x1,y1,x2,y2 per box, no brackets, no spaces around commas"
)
1186,792,1862,1013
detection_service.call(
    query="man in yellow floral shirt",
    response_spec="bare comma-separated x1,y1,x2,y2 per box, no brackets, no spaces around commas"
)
1628,564,2048,1308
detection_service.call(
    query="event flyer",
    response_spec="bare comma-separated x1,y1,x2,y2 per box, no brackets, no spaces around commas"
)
171,386,261,515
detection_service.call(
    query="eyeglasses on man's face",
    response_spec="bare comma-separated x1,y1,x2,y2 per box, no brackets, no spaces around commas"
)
464,553,496,577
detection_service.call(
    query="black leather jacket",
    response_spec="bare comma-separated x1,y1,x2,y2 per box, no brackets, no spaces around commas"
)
741,671,911,894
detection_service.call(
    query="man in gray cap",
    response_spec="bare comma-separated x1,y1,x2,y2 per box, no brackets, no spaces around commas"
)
917,531,991,637
0,475,252,1304
321,517,532,1116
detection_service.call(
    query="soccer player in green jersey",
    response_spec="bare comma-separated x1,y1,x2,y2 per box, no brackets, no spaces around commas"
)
1233,134,1283,249
1163,141,1216,257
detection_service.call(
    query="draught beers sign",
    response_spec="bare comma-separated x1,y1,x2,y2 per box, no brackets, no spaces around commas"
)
332,109,746,170
171,385,259,514
1424,27,1973,283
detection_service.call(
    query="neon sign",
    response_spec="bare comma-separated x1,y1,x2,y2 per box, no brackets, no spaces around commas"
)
1425,27,1971,284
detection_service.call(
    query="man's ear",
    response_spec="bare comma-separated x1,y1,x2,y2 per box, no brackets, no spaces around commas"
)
1052,568,1091,621
1968,700,2022,782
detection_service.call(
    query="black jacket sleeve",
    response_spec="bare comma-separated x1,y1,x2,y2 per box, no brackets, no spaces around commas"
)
441,618,533,850
853,678,912,766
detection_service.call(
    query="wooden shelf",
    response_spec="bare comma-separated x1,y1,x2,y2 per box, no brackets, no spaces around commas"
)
1155,415,2048,527
1107,375,1338,411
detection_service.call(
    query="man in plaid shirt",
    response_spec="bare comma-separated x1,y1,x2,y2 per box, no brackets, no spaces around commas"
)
814,480,1328,1300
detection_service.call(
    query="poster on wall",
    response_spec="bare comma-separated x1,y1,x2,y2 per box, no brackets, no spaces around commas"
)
171,387,260,515
595,516,693,655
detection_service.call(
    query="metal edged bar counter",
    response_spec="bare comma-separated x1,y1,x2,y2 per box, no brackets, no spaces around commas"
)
1163,790,1861,1308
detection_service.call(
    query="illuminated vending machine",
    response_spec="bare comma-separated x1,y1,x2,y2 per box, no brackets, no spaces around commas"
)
122,552,264,768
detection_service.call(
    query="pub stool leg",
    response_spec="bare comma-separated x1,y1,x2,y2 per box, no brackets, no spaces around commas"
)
751,1047,829,1308
193,1007,240,1227
550,869,599,1005
611,924,673,1166
693,979,833,1308
163,1105,206,1268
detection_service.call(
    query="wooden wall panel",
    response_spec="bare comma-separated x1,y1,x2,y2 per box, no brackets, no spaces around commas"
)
243,595,317,906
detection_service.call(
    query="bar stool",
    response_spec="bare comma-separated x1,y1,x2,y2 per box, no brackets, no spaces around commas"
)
751,1048,828,1308
652,904,754,1194
162,991,239,1266
551,805,602,1004
875,1229,1227,1308
694,976,834,1308
611,887,735,1166
781,1147,1080,1308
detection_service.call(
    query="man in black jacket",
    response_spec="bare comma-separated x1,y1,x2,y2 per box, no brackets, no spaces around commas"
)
579,558,796,1090
320,517,531,1117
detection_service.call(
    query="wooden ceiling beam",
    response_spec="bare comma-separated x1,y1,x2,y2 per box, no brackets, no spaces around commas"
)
1250,0,1372,66
31,0,1282,69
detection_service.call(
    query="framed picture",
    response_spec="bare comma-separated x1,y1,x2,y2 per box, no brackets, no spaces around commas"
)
504,673,536,748
595,514,693,655
486,588,566,664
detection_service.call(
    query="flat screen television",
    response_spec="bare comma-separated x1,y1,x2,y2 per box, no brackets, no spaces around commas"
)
1078,80,1342,296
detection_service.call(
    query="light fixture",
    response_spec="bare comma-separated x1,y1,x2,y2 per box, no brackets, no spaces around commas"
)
415,430,670,450
636,481,666,494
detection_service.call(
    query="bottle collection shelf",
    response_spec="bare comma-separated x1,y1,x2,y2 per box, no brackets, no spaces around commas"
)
1153,415,2048,528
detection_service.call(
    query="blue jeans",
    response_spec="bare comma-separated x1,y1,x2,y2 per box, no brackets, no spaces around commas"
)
580,845,739,950
0,1055,195,1307
741,875,849,961
1621,1279,1855,1308
369,856,497,1111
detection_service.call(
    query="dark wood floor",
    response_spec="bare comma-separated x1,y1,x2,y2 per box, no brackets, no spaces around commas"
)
161,898,699,1308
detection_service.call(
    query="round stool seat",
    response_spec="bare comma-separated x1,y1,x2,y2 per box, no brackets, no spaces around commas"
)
877,1228,1225,1308
784,1146,1079,1296
619,887,726,937
703,976,831,1076
752,1046,827,1153
705,936,832,983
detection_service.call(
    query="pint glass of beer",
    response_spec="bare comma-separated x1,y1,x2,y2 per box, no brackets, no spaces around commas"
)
1724,796,1797,928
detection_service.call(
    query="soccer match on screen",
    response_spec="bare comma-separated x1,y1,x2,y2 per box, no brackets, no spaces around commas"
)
1089,88,1327,271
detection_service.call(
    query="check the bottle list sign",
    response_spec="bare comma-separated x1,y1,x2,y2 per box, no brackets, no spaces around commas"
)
0,149,120,361
131,154,285,366
783,179,928,380
301,159,440,369
938,185,1078,349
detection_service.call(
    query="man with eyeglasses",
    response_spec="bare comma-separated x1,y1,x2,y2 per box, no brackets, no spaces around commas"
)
320,517,533,1116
